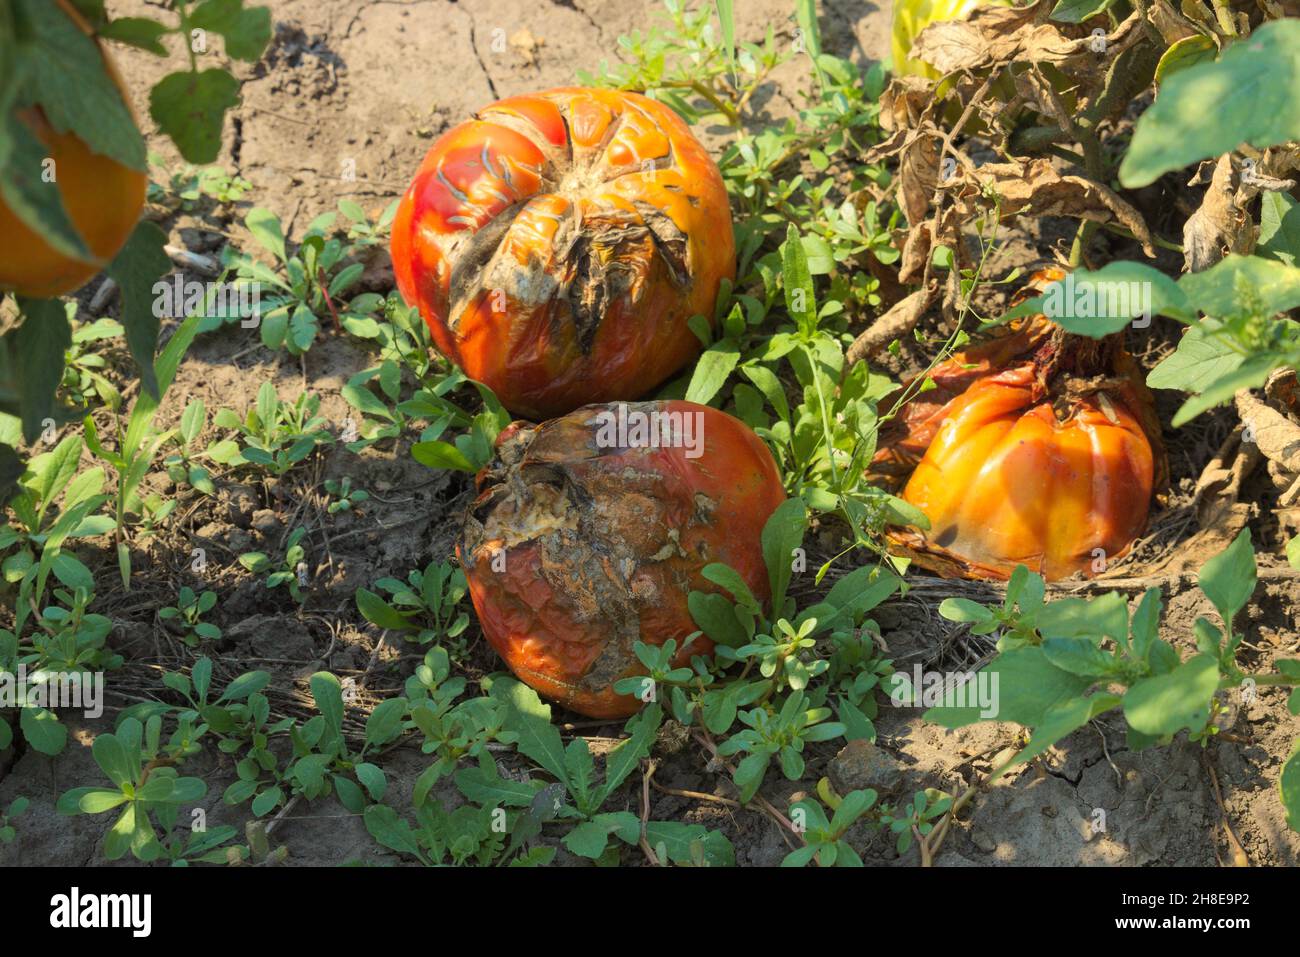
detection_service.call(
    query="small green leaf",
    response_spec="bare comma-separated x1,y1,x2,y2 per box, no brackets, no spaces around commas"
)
20,706,67,755
1198,529,1256,627
149,69,241,165
1124,654,1220,737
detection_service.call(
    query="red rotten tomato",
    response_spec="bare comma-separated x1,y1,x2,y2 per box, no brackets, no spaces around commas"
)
391,88,735,420
873,271,1167,582
458,400,786,718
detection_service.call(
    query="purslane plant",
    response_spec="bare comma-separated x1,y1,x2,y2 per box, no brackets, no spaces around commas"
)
926,531,1300,834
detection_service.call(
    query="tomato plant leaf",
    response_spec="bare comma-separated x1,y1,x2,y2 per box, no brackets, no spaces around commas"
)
1153,35,1216,86
106,221,171,399
189,0,272,62
1260,191,1300,267
1049,0,1117,24
149,69,241,165
1120,20,1300,188
97,17,170,56
1170,352,1280,427
13,0,146,170
1146,325,1243,394
12,297,72,443
1178,255,1300,320
1003,262,1191,335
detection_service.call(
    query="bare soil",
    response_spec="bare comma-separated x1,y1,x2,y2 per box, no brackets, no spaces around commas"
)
1,0,1297,868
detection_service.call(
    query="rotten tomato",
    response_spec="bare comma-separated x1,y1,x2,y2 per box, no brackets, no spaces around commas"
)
391,88,736,420
873,271,1167,581
459,400,786,718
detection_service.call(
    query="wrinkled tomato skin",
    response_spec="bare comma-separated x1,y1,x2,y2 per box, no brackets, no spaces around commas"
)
391,88,735,420
897,363,1156,581
459,400,785,718
0,1,146,298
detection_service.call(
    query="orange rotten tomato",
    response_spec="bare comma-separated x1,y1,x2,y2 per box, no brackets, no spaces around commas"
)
458,400,786,718
873,271,1167,582
0,0,147,299
391,88,736,420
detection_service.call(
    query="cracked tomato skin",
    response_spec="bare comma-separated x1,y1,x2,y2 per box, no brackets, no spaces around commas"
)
391,88,735,420
459,400,785,718
0,0,147,299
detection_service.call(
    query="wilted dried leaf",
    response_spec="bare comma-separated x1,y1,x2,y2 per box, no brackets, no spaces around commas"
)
946,157,1156,256
1148,0,1202,44
846,283,940,364
1183,155,1254,272
1237,390,1300,476
898,133,942,227
911,3,1139,76
879,75,940,133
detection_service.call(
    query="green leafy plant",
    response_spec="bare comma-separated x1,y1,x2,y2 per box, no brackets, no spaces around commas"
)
0,796,28,845
362,785,559,868
158,587,222,647
338,199,399,251
924,530,1300,834
784,784,877,867
490,677,735,865
324,477,369,514
408,377,512,474
162,398,232,495
355,560,470,649
680,501,901,799
56,715,209,862
61,311,124,409
210,382,334,476
147,152,252,209
239,527,309,604
400,647,515,799
83,314,201,588
226,207,387,356
0,585,121,758
2,433,113,622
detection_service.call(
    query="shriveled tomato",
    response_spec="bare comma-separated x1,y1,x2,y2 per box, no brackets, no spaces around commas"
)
0,0,147,299
459,400,785,718
391,88,735,420
874,273,1166,581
